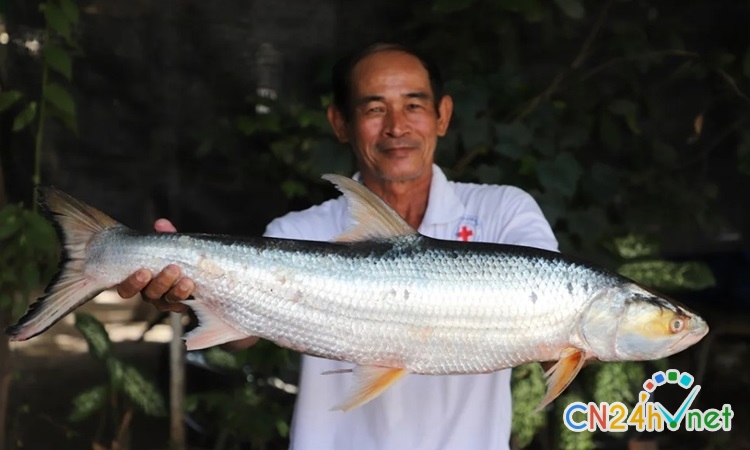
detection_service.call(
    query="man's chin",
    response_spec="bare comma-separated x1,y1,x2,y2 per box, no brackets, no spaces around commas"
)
376,166,428,183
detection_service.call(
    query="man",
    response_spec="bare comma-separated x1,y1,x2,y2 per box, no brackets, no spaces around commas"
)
117,42,558,449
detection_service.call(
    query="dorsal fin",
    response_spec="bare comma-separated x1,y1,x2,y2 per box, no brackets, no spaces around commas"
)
322,174,418,242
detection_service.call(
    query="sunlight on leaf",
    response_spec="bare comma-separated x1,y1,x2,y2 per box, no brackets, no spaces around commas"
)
613,234,660,259
617,260,716,291
511,363,547,448
74,313,111,360
12,102,37,132
118,363,167,417
593,362,644,406
556,391,595,450
69,384,108,422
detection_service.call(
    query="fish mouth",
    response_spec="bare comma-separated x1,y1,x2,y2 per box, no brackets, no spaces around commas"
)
666,324,709,354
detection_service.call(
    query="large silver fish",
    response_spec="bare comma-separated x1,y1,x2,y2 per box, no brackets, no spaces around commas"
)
6,175,709,412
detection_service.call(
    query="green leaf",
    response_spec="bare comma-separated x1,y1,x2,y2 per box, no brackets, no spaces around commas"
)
0,91,23,113
511,363,547,447
118,363,167,417
74,313,111,360
535,152,583,198
493,122,532,160
432,0,477,13
69,384,108,422
534,190,566,227
281,179,307,198
566,206,608,242
203,347,241,370
310,137,353,175
24,210,58,253
40,3,71,40
593,362,643,405
60,0,80,25
0,204,22,239
495,122,533,147
13,102,37,132
44,44,73,80
473,164,504,184
613,234,660,259
22,262,40,292
618,260,716,291
47,102,78,133
276,420,290,438
44,83,76,117
553,0,585,19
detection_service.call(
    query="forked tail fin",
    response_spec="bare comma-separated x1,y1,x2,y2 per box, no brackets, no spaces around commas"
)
6,187,121,341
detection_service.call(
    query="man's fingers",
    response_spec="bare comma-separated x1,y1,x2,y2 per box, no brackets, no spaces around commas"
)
117,269,152,299
164,277,195,303
142,264,182,301
155,218,177,233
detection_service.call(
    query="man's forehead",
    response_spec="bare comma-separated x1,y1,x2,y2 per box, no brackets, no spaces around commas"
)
350,51,433,97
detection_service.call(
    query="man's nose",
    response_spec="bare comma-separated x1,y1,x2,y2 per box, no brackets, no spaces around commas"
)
384,109,409,137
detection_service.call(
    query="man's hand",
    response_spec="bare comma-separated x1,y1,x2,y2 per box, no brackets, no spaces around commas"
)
116,219,194,313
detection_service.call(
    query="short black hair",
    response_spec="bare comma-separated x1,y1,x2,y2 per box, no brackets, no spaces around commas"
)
330,42,445,121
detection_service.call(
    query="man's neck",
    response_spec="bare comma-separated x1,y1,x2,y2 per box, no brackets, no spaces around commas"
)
361,171,432,230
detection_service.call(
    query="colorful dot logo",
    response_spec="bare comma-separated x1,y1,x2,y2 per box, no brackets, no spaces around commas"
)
641,369,694,400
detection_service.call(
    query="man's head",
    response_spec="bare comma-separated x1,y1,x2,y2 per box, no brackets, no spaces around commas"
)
327,42,453,184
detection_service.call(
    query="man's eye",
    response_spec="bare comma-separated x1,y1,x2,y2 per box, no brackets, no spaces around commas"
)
407,103,423,110
367,106,385,114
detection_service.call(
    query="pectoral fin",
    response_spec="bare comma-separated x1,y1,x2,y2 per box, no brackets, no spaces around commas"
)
330,365,408,412
534,347,586,413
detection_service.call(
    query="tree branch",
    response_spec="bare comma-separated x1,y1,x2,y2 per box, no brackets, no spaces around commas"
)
506,0,614,123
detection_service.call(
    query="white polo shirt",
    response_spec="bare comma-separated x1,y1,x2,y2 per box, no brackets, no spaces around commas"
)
264,165,558,450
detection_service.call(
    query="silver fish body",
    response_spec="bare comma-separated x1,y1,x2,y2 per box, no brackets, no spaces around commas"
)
88,229,618,374
6,174,709,411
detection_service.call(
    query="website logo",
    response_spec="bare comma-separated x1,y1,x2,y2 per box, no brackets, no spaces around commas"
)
563,369,733,432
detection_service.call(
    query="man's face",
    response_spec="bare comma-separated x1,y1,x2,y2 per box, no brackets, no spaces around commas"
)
328,50,453,183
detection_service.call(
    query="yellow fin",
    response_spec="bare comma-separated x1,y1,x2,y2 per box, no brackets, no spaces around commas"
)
330,365,408,412
534,347,586,413
321,174,418,242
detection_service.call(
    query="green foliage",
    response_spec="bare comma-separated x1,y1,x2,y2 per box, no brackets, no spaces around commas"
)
510,363,547,448
70,313,166,446
185,341,297,448
0,203,58,319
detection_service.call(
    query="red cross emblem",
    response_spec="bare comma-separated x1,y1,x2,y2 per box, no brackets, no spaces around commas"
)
457,225,474,241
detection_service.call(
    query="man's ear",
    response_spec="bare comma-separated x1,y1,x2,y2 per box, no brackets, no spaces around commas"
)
436,95,453,137
327,105,350,143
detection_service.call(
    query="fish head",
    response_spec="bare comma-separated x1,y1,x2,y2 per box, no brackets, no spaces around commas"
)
578,283,709,361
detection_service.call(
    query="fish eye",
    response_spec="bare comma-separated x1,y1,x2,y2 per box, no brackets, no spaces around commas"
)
669,318,685,333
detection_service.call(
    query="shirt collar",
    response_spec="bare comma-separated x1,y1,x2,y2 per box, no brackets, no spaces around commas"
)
350,164,465,230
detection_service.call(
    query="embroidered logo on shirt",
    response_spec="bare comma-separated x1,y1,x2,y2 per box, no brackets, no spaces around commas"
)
455,216,479,242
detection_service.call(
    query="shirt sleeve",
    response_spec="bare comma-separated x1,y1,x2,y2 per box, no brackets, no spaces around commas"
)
491,186,559,252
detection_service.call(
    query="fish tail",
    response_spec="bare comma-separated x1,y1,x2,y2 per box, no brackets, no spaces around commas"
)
6,187,121,341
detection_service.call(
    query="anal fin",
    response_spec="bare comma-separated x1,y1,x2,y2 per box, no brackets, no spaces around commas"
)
331,365,408,412
534,347,587,413
182,299,250,351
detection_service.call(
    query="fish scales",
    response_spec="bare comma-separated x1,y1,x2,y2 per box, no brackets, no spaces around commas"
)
86,229,616,374
7,177,708,412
